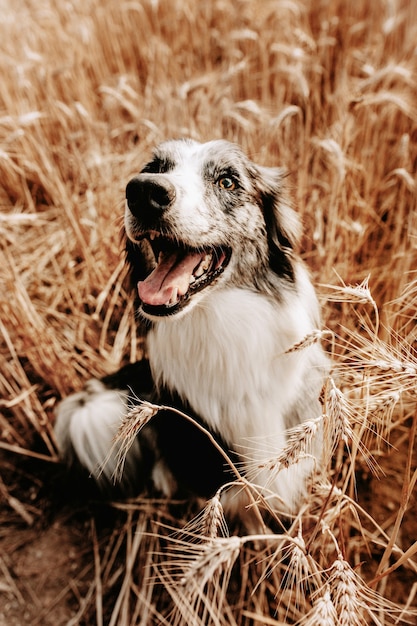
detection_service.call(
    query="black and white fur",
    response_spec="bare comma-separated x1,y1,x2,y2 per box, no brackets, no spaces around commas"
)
55,139,328,517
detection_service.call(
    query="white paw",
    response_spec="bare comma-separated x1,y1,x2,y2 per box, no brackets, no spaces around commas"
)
55,379,140,490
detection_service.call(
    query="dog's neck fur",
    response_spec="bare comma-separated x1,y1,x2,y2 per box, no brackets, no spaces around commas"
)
147,268,325,459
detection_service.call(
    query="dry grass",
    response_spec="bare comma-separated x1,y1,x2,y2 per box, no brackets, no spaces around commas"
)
1,0,417,623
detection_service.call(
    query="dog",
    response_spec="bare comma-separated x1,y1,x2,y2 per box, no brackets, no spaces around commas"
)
54,138,328,519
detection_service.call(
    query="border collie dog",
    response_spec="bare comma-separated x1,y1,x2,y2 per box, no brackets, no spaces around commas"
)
55,139,328,518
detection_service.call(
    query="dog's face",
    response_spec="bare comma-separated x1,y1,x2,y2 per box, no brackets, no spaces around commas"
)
125,139,301,320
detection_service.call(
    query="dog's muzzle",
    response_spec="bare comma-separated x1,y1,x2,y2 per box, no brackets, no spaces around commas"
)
125,176,232,317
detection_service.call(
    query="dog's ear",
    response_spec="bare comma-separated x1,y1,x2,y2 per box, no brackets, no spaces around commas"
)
252,164,301,281
255,165,301,249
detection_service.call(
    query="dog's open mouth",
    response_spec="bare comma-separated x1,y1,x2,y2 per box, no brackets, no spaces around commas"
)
138,233,231,316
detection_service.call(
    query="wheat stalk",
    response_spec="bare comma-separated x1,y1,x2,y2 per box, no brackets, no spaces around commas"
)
111,399,160,482
183,491,230,540
2,0,417,623
300,586,337,626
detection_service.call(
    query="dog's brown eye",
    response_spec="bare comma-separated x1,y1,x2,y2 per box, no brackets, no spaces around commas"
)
217,176,236,191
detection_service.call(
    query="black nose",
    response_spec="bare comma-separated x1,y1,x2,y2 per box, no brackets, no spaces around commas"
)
126,176,176,217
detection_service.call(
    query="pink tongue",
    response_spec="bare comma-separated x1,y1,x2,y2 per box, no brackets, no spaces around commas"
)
138,251,203,306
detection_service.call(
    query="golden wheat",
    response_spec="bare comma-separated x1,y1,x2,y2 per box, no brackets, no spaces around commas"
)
1,0,417,623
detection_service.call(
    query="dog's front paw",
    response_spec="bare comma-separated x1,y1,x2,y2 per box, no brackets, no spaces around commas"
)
54,379,140,492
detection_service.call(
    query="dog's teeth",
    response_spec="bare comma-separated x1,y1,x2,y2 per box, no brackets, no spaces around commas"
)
189,275,196,285
194,254,212,277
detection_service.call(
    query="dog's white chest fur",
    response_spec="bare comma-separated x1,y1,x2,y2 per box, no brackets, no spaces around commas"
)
148,285,322,455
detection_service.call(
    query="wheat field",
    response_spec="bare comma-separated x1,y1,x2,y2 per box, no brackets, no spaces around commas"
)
1,0,417,624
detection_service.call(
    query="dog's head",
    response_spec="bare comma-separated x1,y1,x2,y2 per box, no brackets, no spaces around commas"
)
125,139,301,320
